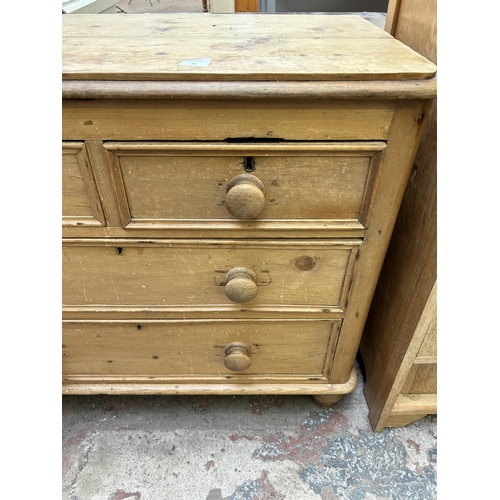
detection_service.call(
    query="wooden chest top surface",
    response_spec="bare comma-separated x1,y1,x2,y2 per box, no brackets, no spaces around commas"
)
62,14,436,82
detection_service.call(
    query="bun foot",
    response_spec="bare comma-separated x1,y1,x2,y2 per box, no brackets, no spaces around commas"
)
312,394,344,408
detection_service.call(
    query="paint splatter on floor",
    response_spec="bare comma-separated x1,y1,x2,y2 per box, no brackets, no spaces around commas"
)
62,363,436,500
109,491,141,500
228,406,436,500
214,471,285,500
299,428,436,499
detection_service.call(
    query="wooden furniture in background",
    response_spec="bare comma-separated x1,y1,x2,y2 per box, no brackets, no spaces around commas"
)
62,14,436,406
235,0,258,11
359,0,437,431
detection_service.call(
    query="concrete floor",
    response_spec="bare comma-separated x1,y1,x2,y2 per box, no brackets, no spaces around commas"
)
62,361,437,500
62,5,436,499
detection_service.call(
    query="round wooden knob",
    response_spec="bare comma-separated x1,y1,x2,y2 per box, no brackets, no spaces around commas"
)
225,267,258,303
224,342,251,372
225,174,265,219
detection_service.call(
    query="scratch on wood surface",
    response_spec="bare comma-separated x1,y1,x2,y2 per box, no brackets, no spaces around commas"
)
110,276,120,301
188,285,211,300
108,255,120,301
279,276,285,303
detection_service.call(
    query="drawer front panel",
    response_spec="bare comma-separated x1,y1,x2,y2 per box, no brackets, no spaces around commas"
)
62,99,394,142
62,142,105,227
62,320,340,378
62,239,359,309
104,142,384,229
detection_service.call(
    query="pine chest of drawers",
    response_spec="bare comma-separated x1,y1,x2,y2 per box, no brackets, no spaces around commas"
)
62,13,436,406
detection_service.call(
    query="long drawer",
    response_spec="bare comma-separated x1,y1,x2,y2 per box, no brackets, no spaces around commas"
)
62,239,360,310
62,320,341,381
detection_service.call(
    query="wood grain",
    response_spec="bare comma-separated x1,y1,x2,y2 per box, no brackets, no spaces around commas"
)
401,364,437,394
62,13,436,401
62,142,105,227
235,0,258,12
359,0,437,431
417,316,437,357
363,281,437,431
329,100,430,385
63,13,392,39
225,175,266,220
62,99,395,141
62,78,438,100
385,394,437,428
62,14,436,82
224,342,252,371
103,141,384,228
225,267,259,303
386,0,437,63
62,307,346,321
63,366,358,395
62,238,360,309
84,141,124,227
62,220,366,240
62,320,340,378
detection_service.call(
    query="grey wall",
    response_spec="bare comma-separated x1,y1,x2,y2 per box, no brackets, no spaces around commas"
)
275,0,389,12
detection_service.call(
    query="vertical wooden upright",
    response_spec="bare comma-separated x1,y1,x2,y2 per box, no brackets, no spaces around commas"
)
359,0,437,431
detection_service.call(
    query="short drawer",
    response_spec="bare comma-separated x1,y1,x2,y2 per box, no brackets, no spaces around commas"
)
62,239,360,311
62,319,340,381
104,141,384,232
62,142,105,227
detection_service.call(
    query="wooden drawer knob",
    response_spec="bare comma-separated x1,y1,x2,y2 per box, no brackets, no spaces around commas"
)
225,174,265,219
224,342,251,372
225,267,258,303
